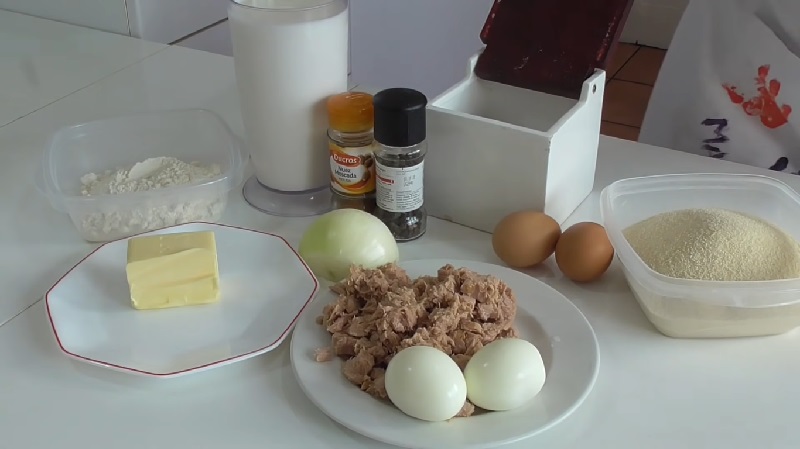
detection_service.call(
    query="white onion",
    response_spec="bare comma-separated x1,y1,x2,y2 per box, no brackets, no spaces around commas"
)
298,209,399,282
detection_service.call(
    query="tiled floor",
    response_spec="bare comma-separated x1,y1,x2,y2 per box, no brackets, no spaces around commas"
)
601,43,666,141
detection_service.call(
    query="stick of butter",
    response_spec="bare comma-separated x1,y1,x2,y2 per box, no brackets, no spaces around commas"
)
126,231,220,310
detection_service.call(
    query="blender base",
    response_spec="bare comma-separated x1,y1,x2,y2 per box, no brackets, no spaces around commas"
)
242,175,333,217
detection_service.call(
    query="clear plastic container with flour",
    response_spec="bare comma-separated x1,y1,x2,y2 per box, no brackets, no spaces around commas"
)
230,0,350,217
36,109,244,242
600,173,800,338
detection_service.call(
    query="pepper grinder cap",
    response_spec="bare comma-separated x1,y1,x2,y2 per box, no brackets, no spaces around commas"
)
373,88,428,147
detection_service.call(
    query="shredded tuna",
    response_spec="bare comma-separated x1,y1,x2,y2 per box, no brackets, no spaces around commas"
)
313,347,334,362
455,401,476,418
316,263,518,418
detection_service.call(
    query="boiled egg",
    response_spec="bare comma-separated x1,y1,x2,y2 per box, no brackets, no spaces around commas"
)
463,338,546,411
384,346,467,422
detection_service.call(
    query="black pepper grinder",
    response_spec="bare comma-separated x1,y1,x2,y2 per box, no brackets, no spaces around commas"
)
372,88,428,242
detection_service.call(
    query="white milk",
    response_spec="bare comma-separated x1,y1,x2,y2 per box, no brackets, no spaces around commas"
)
229,0,349,192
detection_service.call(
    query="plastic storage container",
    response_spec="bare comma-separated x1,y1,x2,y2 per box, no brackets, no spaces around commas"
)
37,109,244,242
600,173,800,338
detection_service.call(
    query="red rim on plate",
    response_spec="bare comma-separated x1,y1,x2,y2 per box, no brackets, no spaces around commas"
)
44,222,319,378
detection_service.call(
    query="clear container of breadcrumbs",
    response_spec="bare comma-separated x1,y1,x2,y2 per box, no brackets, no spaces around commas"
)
600,173,800,339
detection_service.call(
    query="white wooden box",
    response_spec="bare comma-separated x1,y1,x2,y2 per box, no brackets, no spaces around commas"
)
424,53,605,233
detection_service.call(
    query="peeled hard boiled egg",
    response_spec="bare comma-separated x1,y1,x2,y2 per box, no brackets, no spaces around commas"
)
384,346,467,422
464,338,546,412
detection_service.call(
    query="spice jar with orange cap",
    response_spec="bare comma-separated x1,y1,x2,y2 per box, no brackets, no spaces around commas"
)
326,92,377,202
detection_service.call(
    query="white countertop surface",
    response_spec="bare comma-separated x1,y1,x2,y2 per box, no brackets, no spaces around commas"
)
0,46,241,327
1,16,799,449
0,10,165,128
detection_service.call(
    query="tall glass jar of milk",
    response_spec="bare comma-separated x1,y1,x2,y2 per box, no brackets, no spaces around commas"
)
230,0,349,217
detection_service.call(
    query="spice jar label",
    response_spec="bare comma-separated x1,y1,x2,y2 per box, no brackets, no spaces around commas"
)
329,142,376,195
375,160,424,213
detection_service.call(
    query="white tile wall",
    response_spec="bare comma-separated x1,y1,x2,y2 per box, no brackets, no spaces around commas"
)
127,0,228,43
0,0,129,35
349,0,495,100
620,0,689,48
178,0,489,99
177,21,233,56
0,0,228,42
0,10,165,127
176,7,353,75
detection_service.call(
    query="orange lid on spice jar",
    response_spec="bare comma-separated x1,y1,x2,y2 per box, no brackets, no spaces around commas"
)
327,92,374,133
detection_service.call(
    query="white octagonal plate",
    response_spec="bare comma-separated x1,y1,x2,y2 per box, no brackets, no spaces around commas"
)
45,222,318,378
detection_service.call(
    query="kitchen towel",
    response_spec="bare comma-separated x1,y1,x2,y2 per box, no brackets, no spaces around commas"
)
639,0,800,173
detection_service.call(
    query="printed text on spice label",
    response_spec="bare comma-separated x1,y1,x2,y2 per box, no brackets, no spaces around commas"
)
376,161,424,213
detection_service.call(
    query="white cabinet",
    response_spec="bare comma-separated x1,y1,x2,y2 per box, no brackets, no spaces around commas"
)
349,0,495,99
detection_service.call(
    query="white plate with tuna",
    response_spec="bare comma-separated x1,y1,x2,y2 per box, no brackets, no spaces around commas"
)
290,259,599,449
45,222,319,378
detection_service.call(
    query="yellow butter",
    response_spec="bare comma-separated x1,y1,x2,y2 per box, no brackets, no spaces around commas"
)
126,231,220,310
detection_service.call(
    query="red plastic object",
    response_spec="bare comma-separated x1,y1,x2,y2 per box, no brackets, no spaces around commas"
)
476,0,634,99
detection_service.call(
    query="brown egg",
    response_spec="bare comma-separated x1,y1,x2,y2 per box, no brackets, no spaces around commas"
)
492,211,562,268
555,222,614,283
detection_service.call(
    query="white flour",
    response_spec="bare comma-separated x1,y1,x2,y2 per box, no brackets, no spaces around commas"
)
79,157,226,241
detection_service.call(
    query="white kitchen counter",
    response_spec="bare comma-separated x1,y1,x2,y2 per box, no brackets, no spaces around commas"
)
0,9,165,128
1,22,799,449
0,46,241,327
